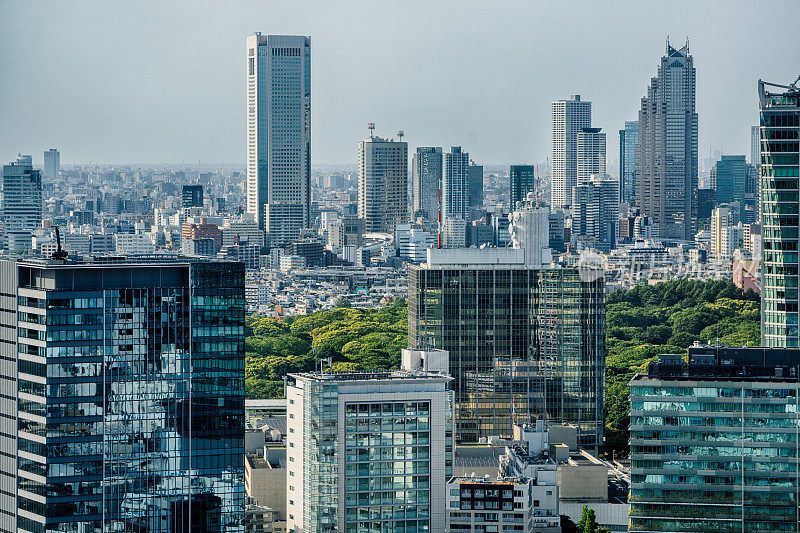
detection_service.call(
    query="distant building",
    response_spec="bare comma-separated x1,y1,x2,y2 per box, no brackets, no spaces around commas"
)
396,224,435,263
571,175,619,252
619,121,638,205
442,146,471,221
710,204,742,259
551,95,592,208
636,40,698,240
576,127,606,182
358,134,408,233
630,346,800,532
2,154,42,253
468,161,483,210
710,155,747,207
509,194,553,266
182,237,217,256
246,33,311,239
182,184,204,208
114,233,155,254
759,77,800,347
696,188,716,220
286,371,454,533
510,164,537,208
182,219,222,252
43,148,60,180
412,146,442,220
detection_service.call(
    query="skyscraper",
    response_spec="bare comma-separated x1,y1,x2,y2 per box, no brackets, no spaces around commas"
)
358,133,408,233
441,146,470,221
636,40,698,241
411,147,442,221
710,154,747,206
619,121,638,205
576,127,606,181
509,165,537,208
0,257,245,533
551,95,592,208
468,161,483,210
571,175,619,252
408,248,605,446
286,370,454,533
246,33,311,246
43,148,60,180
759,77,800,347
1,154,42,253
751,124,761,168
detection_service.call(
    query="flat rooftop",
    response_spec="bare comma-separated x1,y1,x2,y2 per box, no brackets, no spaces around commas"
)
9,254,234,268
289,370,452,383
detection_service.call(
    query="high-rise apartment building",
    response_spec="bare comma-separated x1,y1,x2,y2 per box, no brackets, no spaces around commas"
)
411,147,442,221
551,95,592,208
442,146,470,221
0,257,245,533
285,371,454,533
509,165,537,209
182,184,204,208
710,154,747,206
408,248,605,446
246,33,311,246
358,134,408,233
636,40,698,241
709,204,743,259
43,148,60,180
576,127,606,181
619,121,638,205
759,77,800,347
630,346,800,532
2,155,42,253
571,175,619,252
468,162,483,210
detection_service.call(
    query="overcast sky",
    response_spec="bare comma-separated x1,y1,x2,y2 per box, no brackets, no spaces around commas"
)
1,0,798,166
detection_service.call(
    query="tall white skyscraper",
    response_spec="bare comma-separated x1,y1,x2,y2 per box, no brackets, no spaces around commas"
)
2,155,42,253
358,133,408,233
551,95,592,208
577,127,606,181
441,146,470,220
44,148,60,180
246,33,311,246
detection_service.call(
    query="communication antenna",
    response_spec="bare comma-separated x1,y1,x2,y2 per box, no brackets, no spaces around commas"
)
368,123,375,138
396,130,404,142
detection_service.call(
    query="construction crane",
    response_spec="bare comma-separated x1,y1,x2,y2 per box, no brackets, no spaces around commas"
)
52,227,68,260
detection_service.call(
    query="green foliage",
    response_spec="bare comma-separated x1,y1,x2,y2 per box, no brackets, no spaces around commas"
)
605,279,759,454
577,505,610,533
334,296,352,308
245,299,408,398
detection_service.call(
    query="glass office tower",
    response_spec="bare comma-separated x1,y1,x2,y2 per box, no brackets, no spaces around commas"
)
630,346,800,532
759,78,800,347
0,257,245,533
509,165,537,209
407,249,605,447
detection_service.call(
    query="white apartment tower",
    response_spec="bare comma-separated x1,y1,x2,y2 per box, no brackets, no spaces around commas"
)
577,127,606,181
2,155,42,253
246,33,311,246
44,148,60,180
358,134,408,233
551,95,592,208
286,371,454,533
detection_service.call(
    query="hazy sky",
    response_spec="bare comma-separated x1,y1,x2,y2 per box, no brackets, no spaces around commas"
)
1,0,798,166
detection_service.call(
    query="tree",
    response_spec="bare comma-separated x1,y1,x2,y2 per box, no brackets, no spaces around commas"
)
334,296,352,308
577,505,610,533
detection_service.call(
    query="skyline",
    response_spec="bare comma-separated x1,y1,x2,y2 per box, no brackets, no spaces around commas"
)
1,0,798,166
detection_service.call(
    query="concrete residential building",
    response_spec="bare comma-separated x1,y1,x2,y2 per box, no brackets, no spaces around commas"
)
709,204,742,259
630,346,800,532
285,371,454,533
1,155,42,253
411,146,442,221
246,33,311,244
636,40,698,241
619,121,638,205
0,257,245,533
408,248,605,446
43,148,60,180
551,95,592,208
577,127,606,182
759,77,800,347
442,146,471,221
509,165,537,209
396,224,435,263
114,233,155,254
358,134,408,233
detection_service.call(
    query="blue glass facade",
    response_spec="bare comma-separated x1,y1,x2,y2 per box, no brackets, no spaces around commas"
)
2,258,245,533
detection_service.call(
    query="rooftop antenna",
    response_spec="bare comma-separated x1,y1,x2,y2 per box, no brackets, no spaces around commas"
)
396,130,404,142
368,123,375,138
52,227,68,261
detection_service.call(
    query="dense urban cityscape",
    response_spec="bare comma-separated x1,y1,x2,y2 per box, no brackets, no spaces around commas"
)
1,2,799,532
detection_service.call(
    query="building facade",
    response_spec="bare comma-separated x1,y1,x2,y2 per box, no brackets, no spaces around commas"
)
576,127,606,182
408,248,605,446
357,135,408,233
572,176,619,252
630,346,800,532
2,155,42,253
442,146,471,222
509,165,537,209
551,95,592,208
0,257,245,533
759,77,800,347
468,162,483,210
710,155,747,207
182,184,204,208
411,147,442,221
246,33,311,244
43,149,60,181
636,40,698,241
285,371,454,533
619,121,638,205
